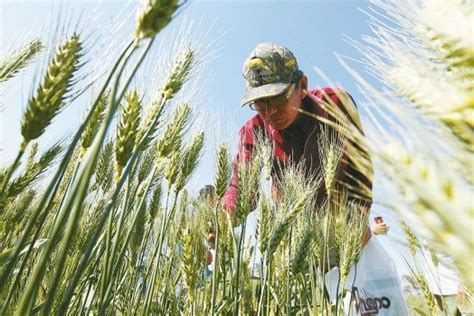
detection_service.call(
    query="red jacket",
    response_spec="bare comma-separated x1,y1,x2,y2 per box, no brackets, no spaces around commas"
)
223,87,373,213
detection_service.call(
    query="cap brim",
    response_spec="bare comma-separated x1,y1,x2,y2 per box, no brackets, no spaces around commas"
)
240,82,292,106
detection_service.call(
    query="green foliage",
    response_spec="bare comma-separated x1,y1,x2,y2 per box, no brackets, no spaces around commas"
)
5,0,471,314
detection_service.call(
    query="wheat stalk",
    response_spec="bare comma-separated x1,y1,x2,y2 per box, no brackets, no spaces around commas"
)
181,227,197,302
135,0,181,40
257,191,272,254
80,91,109,158
136,47,195,151
130,203,148,266
291,225,313,275
95,140,114,193
21,34,81,143
156,103,191,159
0,39,43,82
148,182,162,224
1,189,35,244
214,144,230,199
266,193,311,263
164,150,181,190
115,90,142,179
336,202,367,285
5,143,62,200
318,124,344,198
175,131,204,192
234,156,261,222
162,47,194,100
0,35,81,198
136,98,165,151
401,221,421,258
25,143,39,168
414,271,437,316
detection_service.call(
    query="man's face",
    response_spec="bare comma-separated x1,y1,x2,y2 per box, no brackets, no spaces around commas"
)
252,83,304,130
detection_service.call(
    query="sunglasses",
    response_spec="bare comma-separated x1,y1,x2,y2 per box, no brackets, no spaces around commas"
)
249,84,296,112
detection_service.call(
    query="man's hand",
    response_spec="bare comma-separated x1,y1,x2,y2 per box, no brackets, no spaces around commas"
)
206,221,216,249
206,250,213,265
207,233,215,249
372,222,389,235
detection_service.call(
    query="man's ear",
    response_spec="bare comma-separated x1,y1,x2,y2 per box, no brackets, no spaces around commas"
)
299,75,308,98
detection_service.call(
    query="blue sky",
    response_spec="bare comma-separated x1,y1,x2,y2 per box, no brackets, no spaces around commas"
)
1,0,443,288
1,0,373,184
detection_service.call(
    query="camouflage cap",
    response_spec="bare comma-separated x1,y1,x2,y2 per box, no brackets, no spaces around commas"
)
241,42,301,106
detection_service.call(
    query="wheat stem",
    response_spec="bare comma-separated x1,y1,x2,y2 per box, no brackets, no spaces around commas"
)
0,140,28,201
0,39,136,293
56,38,155,314
233,221,247,316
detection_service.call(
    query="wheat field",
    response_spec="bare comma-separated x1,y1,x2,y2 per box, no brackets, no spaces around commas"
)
0,0,472,315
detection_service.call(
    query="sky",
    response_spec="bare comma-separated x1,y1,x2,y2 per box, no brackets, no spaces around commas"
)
1,0,374,178
1,0,457,294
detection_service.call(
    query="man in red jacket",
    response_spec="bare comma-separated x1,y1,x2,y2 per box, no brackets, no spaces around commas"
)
223,42,373,216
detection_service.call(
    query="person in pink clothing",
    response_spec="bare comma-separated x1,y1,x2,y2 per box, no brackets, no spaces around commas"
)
222,42,373,222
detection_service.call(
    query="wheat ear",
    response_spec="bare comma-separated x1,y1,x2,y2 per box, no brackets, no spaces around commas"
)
137,47,195,151
401,221,421,257
21,34,81,143
156,103,191,159
80,91,109,158
175,131,204,192
6,143,62,200
266,194,310,262
135,0,181,40
414,271,437,316
0,39,43,82
115,90,142,179
214,144,230,199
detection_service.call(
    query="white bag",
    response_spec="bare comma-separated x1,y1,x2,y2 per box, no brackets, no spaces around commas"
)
325,237,408,315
